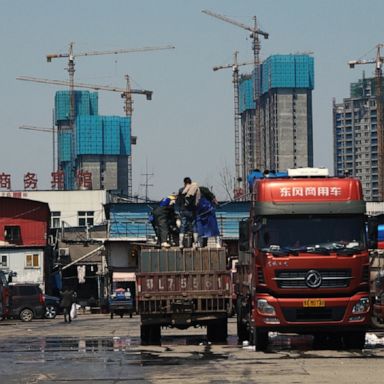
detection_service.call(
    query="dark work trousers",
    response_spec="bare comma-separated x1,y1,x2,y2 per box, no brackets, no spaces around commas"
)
63,306,71,323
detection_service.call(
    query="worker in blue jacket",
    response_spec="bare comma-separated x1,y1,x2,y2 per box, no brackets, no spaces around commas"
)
150,194,178,248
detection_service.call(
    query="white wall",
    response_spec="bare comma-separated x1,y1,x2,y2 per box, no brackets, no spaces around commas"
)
0,248,44,290
0,190,108,227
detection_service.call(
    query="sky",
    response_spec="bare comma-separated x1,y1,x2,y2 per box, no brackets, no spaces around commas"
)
1,0,383,200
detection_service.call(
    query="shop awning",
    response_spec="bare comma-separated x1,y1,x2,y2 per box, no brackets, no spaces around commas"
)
112,272,136,282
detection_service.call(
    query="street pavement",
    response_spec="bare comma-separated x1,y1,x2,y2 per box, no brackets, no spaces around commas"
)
0,313,384,383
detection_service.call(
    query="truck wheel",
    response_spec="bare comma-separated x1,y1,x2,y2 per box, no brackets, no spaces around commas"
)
251,327,268,351
371,315,384,329
207,318,228,343
343,331,366,350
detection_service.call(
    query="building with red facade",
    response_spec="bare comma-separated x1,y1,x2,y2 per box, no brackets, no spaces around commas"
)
0,197,50,290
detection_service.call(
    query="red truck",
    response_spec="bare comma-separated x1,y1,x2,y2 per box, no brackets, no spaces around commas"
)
236,168,376,350
136,247,232,344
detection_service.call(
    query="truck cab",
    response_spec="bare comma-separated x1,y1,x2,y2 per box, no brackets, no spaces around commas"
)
237,168,372,350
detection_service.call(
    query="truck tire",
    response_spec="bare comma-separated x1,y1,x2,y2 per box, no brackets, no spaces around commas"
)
207,317,228,343
371,314,384,329
140,324,161,345
250,327,268,351
343,331,366,350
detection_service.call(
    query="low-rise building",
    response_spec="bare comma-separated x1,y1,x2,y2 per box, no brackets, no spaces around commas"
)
0,197,50,290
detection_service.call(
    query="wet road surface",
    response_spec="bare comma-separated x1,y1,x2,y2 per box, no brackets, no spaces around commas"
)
1,314,384,383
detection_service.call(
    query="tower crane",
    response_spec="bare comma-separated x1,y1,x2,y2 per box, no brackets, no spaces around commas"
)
213,51,253,199
46,42,174,127
17,75,153,197
202,9,268,172
16,75,152,115
349,44,384,200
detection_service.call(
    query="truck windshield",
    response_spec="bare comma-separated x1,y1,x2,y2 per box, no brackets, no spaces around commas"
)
258,214,366,253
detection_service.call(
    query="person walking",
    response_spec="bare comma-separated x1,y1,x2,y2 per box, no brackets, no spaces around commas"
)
60,289,75,323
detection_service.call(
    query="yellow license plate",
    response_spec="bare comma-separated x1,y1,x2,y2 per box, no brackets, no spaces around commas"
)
303,299,325,308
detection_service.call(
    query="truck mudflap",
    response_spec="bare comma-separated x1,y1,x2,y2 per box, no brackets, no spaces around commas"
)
252,292,371,328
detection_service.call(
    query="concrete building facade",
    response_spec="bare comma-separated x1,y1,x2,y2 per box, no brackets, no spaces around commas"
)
239,54,314,188
333,76,378,201
55,91,132,196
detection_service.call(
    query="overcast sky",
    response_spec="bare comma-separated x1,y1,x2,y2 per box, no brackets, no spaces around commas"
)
1,0,383,200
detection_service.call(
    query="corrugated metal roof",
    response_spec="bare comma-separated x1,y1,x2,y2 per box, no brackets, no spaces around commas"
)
107,202,250,240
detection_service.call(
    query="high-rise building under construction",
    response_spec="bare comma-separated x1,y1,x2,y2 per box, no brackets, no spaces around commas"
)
239,54,314,188
333,76,380,201
55,90,132,195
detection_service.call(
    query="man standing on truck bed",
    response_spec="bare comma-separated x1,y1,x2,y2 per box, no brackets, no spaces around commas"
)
150,194,178,248
177,177,200,249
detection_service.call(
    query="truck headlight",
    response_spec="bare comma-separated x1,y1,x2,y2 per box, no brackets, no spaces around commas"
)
352,297,370,314
257,299,276,316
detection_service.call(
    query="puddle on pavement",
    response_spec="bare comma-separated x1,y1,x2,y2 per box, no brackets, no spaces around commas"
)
0,332,383,357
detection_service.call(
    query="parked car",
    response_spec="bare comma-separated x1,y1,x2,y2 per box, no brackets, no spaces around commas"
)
7,284,45,322
44,295,62,319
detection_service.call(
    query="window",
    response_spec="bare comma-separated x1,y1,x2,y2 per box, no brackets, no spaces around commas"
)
4,226,21,244
1,255,7,267
25,254,39,268
51,211,61,228
78,211,94,227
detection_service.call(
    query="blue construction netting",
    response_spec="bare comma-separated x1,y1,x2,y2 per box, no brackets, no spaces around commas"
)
75,115,131,156
238,54,315,113
55,90,98,123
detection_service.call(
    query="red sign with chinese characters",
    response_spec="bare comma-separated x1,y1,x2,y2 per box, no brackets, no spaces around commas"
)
24,172,38,190
51,171,65,190
76,170,92,189
254,178,363,203
0,173,11,190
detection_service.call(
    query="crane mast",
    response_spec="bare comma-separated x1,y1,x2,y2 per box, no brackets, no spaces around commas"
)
213,52,253,199
349,44,384,201
202,9,268,177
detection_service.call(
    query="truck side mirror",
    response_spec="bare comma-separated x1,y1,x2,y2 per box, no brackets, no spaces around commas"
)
367,216,378,249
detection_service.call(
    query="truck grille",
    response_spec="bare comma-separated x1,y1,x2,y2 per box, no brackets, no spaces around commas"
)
274,269,352,289
282,307,346,322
